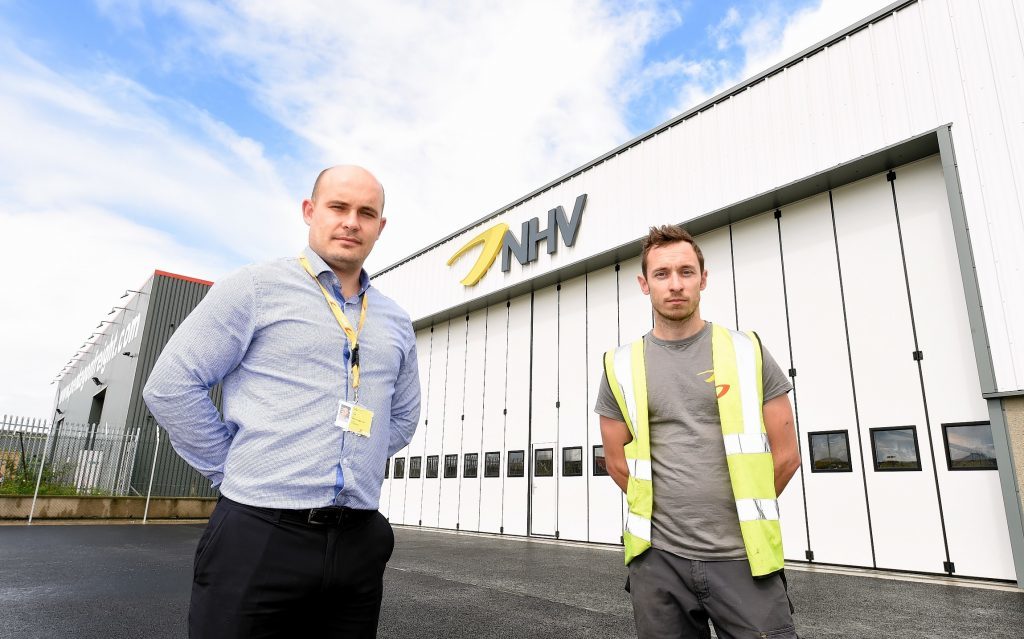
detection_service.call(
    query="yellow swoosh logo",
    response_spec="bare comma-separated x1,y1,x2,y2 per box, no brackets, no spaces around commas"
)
447,223,509,287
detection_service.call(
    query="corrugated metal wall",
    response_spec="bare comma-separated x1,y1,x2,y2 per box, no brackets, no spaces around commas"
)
127,274,221,497
374,0,1024,393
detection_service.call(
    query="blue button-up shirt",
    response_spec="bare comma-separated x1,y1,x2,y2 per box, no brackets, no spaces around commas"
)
143,246,421,510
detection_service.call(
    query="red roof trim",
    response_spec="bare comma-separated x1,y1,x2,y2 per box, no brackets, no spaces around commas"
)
154,270,214,286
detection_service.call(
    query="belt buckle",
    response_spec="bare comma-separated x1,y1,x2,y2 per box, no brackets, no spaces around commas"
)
307,507,343,526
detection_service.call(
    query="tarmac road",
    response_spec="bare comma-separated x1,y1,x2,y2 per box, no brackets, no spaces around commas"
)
1,522,1022,638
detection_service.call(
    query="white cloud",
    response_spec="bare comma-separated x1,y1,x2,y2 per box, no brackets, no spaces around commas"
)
665,0,895,118
94,0,146,31
0,206,229,418
0,46,298,262
0,41,301,417
150,0,677,271
0,2,683,418
739,0,895,76
709,6,742,50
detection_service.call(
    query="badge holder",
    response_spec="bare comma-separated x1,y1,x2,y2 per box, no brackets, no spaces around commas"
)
336,400,374,437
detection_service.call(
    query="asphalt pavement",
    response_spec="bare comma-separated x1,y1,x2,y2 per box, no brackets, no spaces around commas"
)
1,522,1021,638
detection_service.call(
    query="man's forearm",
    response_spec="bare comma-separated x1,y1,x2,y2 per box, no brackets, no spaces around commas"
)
609,459,629,494
774,450,800,496
387,343,421,457
143,361,233,484
387,415,418,458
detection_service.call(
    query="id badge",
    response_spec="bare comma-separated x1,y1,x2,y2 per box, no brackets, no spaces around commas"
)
335,400,374,437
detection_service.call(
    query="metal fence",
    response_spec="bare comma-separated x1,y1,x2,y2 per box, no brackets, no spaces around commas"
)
0,414,216,520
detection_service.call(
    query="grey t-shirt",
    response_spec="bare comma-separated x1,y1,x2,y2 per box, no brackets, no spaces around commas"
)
594,322,792,561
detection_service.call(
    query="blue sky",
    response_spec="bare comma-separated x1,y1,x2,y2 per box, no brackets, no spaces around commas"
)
0,0,891,417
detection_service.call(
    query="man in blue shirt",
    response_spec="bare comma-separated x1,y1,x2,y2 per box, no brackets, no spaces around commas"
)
144,165,421,638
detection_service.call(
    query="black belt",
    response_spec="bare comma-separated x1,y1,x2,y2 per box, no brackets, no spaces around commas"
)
277,505,376,527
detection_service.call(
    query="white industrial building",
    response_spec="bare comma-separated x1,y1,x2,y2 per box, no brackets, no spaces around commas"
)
373,0,1024,584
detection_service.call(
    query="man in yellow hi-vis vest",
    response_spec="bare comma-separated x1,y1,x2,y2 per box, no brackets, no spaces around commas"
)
595,225,801,639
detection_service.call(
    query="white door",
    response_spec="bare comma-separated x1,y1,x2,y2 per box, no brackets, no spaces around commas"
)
530,443,557,536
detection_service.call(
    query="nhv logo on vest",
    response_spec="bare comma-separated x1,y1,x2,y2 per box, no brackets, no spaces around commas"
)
447,194,587,286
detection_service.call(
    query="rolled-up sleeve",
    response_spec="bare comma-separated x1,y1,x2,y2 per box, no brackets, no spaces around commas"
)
387,322,421,457
142,267,259,486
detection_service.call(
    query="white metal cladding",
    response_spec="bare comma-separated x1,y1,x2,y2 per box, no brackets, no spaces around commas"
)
502,296,531,536
420,321,450,528
693,226,736,331
833,170,946,574
731,211,809,561
559,275,589,541
438,316,467,529
384,156,1012,581
585,265,624,544
530,287,559,536
479,303,509,534
458,307,488,531
892,158,1013,579
777,191,875,568
375,0,1024,392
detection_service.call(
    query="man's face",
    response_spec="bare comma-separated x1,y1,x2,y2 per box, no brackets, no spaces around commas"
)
302,167,386,275
638,241,707,324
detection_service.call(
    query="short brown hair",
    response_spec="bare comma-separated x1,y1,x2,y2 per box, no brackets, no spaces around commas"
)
641,225,704,276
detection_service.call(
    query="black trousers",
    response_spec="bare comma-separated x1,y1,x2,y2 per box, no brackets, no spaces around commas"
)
189,496,395,639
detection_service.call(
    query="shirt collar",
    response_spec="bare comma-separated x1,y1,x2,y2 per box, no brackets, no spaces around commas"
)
301,245,372,298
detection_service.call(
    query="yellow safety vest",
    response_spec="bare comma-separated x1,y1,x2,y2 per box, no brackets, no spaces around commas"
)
603,323,784,576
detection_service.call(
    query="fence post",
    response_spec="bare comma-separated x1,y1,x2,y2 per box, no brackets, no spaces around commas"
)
143,429,160,524
27,419,56,525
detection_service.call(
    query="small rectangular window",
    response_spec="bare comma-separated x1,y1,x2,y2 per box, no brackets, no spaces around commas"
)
384,458,390,479
444,454,458,478
426,455,439,479
593,445,608,476
808,430,852,473
870,426,921,471
394,458,406,479
562,446,583,477
508,450,525,477
464,453,479,478
942,422,997,471
484,452,500,478
409,456,421,478
534,448,553,477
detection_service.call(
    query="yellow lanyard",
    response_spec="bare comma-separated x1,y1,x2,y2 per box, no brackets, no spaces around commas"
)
299,256,368,397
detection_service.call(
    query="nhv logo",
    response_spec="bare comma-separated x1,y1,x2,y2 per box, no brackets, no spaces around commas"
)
448,194,587,287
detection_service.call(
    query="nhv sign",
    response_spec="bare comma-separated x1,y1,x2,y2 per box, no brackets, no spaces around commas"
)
448,194,587,286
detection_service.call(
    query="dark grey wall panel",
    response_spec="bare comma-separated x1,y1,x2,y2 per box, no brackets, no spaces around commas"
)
127,273,220,496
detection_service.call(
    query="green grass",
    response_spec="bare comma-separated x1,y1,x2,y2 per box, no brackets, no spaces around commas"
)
0,463,108,496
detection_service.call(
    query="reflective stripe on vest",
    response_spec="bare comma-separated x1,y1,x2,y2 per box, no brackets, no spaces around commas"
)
604,324,785,576
604,340,652,564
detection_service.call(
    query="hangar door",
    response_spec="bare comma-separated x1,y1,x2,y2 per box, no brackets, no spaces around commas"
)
710,155,1011,580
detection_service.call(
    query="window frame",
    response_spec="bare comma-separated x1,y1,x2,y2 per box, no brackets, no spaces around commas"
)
869,425,922,472
409,456,422,479
444,454,458,478
941,421,998,471
562,446,583,477
426,454,439,479
394,457,406,479
384,458,390,479
507,450,525,478
464,452,479,478
593,445,609,477
534,448,554,478
807,430,853,473
484,452,500,478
